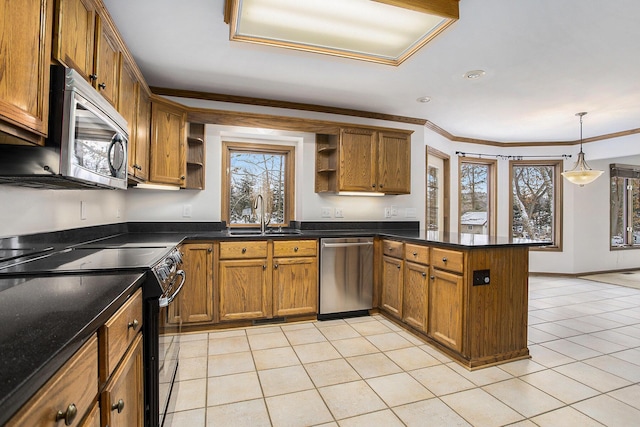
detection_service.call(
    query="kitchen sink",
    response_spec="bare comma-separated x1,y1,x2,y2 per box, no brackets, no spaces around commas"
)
228,229,302,236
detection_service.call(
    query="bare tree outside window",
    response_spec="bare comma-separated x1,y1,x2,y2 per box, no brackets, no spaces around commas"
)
222,142,295,227
610,165,640,247
509,161,561,248
427,165,439,230
460,162,491,235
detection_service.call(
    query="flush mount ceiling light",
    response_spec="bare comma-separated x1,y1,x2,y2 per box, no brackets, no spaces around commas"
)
463,69,485,79
561,112,604,186
416,96,431,103
224,0,459,66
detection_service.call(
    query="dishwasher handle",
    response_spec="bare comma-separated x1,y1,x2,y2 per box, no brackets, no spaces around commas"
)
321,241,374,248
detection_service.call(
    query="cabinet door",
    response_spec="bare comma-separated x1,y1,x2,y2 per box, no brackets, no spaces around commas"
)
377,131,411,194
403,261,429,332
150,100,187,186
101,334,143,427
428,268,463,352
219,259,270,320
119,57,139,177
93,15,119,107
338,128,377,192
273,257,318,317
52,0,96,80
381,255,403,319
0,0,51,138
134,88,151,181
169,243,214,324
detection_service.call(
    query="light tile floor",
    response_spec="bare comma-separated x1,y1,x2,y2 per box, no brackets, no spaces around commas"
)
164,276,640,426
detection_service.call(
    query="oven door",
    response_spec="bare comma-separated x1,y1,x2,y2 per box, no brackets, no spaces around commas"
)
158,270,185,426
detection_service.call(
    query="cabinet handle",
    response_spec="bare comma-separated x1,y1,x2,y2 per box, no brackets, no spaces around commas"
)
128,319,139,330
294,247,298,252
111,399,125,414
98,82,106,89
413,252,418,257
208,248,212,253
89,74,97,81
274,263,279,269
372,184,376,188
242,248,247,254
263,265,267,270
442,257,448,262
379,184,384,189
56,403,78,426
180,176,186,180
422,272,427,277
430,276,435,280
397,264,401,269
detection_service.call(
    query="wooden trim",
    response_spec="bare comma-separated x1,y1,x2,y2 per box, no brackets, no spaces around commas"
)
458,158,497,237
221,141,295,227
373,0,459,19
152,87,426,126
509,160,563,251
223,0,234,24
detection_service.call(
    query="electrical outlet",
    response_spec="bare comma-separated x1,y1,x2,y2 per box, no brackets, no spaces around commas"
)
80,201,87,220
183,204,192,218
321,207,332,218
335,208,344,218
116,208,121,219
391,205,398,216
384,207,392,218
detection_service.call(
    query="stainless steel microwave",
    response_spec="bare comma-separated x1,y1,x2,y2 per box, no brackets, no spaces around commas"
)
0,66,129,189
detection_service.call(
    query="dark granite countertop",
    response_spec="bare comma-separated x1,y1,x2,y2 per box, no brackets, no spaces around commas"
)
0,272,145,426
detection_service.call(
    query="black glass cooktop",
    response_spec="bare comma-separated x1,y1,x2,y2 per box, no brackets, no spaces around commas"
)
0,246,172,276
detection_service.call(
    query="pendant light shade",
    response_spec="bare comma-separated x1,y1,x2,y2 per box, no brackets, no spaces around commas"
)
561,112,603,186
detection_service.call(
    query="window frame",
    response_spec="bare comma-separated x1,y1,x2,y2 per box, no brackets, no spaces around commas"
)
221,141,295,228
509,160,563,251
426,146,450,233
458,158,496,237
609,163,640,250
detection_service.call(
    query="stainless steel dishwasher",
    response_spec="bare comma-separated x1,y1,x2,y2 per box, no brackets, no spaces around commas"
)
319,237,374,320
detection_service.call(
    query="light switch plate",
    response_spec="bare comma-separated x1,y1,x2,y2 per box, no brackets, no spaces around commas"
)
391,205,398,216
183,204,192,218
335,208,344,218
80,201,87,220
321,207,332,218
384,207,392,218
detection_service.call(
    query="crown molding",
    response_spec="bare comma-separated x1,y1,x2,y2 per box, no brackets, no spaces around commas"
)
151,87,640,147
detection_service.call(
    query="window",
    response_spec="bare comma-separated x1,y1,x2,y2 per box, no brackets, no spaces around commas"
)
426,146,450,233
459,159,495,236
610,164,640,248
222,142,295,227
510,161,562,248
427,165,439,230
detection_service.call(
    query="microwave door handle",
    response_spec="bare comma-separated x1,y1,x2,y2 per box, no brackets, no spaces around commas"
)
159,270,186,308
107,134,125,177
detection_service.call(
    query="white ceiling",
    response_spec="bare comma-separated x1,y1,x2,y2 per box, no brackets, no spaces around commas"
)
103,0,640,143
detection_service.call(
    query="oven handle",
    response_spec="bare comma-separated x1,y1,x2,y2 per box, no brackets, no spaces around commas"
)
159,270,185,308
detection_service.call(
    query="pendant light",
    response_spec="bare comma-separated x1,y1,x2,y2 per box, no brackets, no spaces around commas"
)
561,112,603,186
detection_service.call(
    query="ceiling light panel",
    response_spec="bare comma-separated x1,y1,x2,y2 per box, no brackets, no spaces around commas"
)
229,0,458,65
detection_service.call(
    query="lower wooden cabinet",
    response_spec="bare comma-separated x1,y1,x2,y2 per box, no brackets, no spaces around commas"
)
428,268,463,353
403,261,429,332
168,243,214,325
219,258,271,320
381,255,403,319
273,256,317,316
81,402,101,427
100,333,144,427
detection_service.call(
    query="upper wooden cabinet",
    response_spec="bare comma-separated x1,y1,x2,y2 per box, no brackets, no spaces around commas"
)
315,127,411,194
131,87,151,181
150,98,187,186
52,0,96,81
0,0,53,144
93,14,120,107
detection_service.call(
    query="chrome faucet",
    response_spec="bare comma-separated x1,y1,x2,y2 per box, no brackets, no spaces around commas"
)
253,194,266,233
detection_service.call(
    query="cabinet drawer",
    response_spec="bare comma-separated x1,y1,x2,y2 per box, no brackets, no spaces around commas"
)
99,289,143,383
6,335,98,427
404,243,429,265
273,240,317,257
382,239,403,258
219,241,268,259
431,248,464,273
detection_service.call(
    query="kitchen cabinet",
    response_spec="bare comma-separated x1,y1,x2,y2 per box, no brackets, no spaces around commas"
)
218,241,271,321
93,14,120,107
150,97,187,186
272,240,318,317
0,0,53,144
130,87,151,181
403,243,430,332
52,0,96,81
380,240,404,319
4,335,98,427
315,127,411,194
428,266,463,353
119,56,140,176
168,242,214,325
100,334,143,427
185,123,206,189
216,239,319,323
